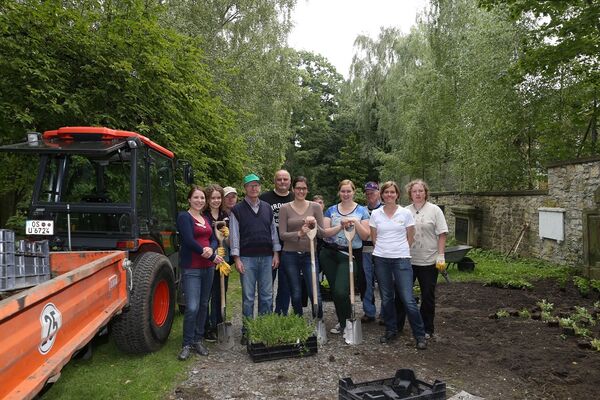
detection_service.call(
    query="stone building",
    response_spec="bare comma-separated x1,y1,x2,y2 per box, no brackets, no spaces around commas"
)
430,156,600,277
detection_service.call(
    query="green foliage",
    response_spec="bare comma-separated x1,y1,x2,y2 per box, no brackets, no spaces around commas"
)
245,313,314,347
162,0,298,182
591,338,600,352
347,0,599,192
537,299,554,313
496,309,510,318
518,308,531,318
540,311,555,323
573,276,591,297
559,317,574,328
449,248,569,286
572,306,595,327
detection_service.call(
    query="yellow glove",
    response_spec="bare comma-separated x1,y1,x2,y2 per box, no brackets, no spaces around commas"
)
219,226,229,238
435,255,446,272
217,246,226,257
217,261,231,276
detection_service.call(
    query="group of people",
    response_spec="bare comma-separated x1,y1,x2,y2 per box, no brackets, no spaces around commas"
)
175,169,448,360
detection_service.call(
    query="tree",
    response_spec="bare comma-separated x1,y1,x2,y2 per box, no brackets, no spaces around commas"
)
161,0,298,181
0,0,245,224
478,0,600,155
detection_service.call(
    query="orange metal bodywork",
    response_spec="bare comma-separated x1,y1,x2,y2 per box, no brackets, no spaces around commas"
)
43,126,175,159
0,251,128,400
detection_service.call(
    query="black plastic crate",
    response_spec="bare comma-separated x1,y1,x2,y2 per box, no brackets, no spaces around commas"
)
339,369,446,400
247,335,318,363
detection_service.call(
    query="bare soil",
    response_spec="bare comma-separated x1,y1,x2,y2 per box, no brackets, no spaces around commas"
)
170,280,600,400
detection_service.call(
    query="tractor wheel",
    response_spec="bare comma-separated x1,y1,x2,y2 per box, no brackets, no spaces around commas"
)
112,252,175,353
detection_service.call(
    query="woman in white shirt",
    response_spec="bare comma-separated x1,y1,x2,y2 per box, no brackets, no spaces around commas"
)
370,181,427,350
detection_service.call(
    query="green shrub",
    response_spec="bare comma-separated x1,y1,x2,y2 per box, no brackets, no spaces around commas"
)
573,276,591,297
537,299,554,313
518,308,531,318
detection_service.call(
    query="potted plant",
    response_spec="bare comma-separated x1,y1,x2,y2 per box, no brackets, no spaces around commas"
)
244,313,317,362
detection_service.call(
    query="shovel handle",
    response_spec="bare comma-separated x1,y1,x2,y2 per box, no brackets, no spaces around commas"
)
348,243,355,306
220,269,226,320
309,236,319,309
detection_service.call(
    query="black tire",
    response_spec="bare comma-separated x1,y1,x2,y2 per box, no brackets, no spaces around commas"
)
112,252,175,353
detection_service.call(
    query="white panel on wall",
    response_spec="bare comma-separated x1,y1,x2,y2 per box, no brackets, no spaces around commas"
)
538,207,566,243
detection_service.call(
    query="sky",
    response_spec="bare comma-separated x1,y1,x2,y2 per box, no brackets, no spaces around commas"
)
288,0,429,78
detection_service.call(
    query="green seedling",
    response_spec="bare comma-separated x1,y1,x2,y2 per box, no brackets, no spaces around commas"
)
559,317,574,328
537,299,554,313
591,338,600,352
572,306,595,326
573,325,591,338
518,308,531,318
541,310,554,322
245,313,314,346
496,309,510,318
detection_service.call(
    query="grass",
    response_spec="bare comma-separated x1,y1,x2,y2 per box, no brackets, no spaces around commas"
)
445,248,570,287
245,313,314,346
41,315,188,400
41,270,243,400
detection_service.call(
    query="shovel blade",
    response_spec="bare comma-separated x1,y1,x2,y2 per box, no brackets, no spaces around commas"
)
217,322,234,350
316,320,328,345
343,319,362,345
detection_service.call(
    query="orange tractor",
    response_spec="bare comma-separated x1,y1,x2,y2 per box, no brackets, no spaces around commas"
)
0,127,193,399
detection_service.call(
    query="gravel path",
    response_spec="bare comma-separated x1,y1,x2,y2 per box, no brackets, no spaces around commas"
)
169,298,438,400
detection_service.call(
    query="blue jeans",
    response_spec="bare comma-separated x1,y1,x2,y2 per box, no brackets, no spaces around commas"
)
362,252,376,318
273,256,291,315
373,256,425,340
281,251,323,318
182,267,215,346
241,256,273,322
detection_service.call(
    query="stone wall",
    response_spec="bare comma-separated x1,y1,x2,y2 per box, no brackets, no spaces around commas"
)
430,156,600,267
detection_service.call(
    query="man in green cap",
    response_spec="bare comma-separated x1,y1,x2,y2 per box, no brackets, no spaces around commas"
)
229,173,281,344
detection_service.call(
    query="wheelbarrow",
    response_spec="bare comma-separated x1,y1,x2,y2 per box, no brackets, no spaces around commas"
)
444,245,475,271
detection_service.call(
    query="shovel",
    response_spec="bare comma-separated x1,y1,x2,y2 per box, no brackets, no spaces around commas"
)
214,222,234,350
343,224,362,345
307,224,327,345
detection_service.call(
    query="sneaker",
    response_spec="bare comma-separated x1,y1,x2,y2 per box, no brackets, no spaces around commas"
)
425,333,432,340
204,330,217,343
330,323,342,334
380,331,397,343
193,340,209,356
360,315,376,323
178,345,193,361
416,338,427,350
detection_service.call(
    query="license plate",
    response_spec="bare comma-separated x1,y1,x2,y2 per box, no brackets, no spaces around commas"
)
26,220,54,235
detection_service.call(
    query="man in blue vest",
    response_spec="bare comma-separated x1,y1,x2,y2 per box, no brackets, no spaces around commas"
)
230,173,281,344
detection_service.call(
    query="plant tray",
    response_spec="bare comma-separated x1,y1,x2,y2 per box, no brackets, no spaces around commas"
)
247,335,317,363
339,369,446,400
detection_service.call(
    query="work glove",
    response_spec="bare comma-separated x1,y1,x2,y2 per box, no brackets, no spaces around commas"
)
436,255,449,283
217,261,232,276
219,226,229,238
435,255,446,272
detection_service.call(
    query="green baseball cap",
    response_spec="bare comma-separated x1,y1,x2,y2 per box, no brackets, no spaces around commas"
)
243,173,260,185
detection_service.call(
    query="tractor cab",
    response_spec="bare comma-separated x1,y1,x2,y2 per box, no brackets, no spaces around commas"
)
0,127,191,258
